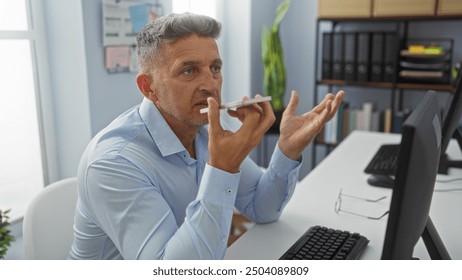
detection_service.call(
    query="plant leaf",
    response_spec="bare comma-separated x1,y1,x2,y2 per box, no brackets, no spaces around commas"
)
261,0,291,111
273,0,291,29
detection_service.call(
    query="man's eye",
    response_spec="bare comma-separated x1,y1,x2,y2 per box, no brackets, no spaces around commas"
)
182,68,194,75
211,65,221,73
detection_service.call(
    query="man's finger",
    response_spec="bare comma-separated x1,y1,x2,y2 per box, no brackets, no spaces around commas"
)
207,97,221,135
235,105,262,140
284,90,299,116
331,90,345,112
310,93,335,115
325,90,344,121
253,95,276,136
312,100,332,134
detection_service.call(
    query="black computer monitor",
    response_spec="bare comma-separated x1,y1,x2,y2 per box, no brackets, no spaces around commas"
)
381,90,451,260
438,67,462,174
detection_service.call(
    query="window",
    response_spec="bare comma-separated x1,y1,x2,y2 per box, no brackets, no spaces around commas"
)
0,0,53,221
172,0,216,18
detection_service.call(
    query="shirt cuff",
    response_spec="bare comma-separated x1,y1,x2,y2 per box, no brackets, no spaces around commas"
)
196,164,241,210
268,143,302,179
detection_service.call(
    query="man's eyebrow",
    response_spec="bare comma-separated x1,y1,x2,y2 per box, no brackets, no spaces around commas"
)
212,59,223,65
178,59,222,67
180,61,200,66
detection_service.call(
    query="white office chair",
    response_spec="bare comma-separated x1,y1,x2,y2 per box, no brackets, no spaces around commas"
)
23,177,78,259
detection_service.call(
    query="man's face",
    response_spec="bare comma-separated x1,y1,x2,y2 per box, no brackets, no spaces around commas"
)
150,34,222,128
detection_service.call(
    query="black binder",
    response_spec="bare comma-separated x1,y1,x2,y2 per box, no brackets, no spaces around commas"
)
356,32,370,82
371,33,384,82
344,32,357,81
332,32,344,80
322,33,332,80
383,33,398,83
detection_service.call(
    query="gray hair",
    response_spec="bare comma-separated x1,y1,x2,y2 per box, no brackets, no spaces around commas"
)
136,13,222,73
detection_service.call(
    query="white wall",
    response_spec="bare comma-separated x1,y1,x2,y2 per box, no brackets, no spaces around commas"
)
81,0,146,135
43,0,92,179
219,0,252,103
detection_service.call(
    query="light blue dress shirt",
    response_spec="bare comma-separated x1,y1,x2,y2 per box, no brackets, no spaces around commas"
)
69,97,301,260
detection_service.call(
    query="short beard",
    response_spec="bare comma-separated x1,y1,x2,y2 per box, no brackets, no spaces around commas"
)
154,86,209,129
162,106,208,128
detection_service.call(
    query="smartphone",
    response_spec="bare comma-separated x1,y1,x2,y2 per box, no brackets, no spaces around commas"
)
200,96,272,114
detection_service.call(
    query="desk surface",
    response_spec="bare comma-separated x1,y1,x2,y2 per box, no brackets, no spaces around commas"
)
225,131,462,260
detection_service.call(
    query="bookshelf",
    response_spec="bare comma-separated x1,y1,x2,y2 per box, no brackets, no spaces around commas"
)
312,15,461,168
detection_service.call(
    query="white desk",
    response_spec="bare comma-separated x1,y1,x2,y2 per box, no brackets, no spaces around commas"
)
225,131,462,260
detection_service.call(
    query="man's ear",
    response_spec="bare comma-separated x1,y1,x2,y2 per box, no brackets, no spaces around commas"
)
136,73,157,101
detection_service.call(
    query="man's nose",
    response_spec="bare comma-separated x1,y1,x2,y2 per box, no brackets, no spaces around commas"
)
198,70,220,92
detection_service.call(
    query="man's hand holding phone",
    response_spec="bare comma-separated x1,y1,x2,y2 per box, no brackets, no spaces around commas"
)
206,95,275,173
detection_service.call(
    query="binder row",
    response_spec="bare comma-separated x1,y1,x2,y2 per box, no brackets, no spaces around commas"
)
322,32,399,83
317,101,410,145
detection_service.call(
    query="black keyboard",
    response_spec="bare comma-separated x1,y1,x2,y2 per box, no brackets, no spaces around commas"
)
279,225,369,260
364,144,400,175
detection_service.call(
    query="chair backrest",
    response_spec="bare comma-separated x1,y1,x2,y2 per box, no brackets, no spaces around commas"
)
23,177,78,259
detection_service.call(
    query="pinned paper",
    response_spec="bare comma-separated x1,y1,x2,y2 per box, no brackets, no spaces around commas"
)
129,4,150,33
105,46,130,73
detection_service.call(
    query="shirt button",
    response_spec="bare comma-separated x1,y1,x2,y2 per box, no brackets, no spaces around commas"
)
226,188,232,195
221,235,227,242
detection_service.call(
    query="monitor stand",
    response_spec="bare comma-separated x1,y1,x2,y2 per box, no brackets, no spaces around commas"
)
421,216,451,260
438,128,462,174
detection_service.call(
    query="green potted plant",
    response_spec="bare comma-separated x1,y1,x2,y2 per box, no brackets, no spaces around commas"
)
0,209,14,259
261,0,291,131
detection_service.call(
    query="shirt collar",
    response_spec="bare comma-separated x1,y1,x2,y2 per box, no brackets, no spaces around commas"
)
139,97,185,157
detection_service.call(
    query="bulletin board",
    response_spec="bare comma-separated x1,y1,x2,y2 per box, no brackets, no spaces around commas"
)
102,0,165,73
